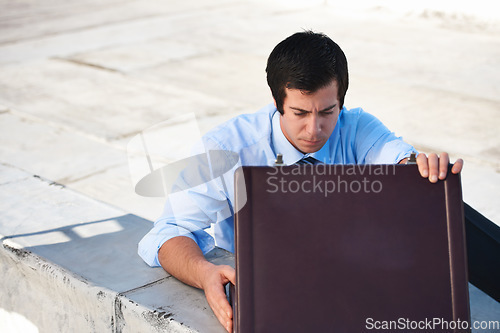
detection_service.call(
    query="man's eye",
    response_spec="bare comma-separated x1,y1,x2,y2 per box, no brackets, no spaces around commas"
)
294,112,307,116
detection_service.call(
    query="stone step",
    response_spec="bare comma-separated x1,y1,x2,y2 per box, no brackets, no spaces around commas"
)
0,163,232,332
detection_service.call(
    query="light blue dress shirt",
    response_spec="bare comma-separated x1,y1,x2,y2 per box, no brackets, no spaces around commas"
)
138,103,416,267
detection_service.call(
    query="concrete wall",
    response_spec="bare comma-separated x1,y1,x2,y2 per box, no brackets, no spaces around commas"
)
0,164,233,332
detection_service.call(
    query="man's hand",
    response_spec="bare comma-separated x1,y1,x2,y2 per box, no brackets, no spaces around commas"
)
200,264,235,332
415,152,463,183
158,237,235,332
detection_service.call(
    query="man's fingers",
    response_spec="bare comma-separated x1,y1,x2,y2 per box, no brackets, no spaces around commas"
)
202,265,235,332
438,152,449,180
427,153,439,183
216,291,233,331
416,152,463,182
416,153,429,178
206,286,232,331
452,158,464,174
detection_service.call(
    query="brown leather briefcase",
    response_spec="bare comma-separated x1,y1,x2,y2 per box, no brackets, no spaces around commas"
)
233,164,470,333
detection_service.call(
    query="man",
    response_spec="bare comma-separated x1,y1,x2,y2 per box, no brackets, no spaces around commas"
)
138,31,463,332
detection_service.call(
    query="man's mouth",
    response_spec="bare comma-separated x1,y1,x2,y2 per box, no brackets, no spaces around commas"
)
303,139,322,145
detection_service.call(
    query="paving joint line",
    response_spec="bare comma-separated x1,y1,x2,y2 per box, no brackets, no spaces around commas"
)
54,57,122,73
120,276,172,295
0,2,252,47
57,162,125,185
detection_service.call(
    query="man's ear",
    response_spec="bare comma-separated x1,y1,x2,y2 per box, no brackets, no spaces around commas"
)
273,98,277,109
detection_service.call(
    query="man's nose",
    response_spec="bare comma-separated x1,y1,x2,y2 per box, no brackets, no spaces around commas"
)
306,114,321,136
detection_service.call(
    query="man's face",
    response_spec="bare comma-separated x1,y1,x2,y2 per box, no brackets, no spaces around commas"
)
278,80,340,154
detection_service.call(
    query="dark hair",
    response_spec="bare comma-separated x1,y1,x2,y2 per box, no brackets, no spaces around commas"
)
266,31,349,114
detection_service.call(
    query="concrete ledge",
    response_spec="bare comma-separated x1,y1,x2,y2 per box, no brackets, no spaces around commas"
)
0,239,233,332
0,163,231,332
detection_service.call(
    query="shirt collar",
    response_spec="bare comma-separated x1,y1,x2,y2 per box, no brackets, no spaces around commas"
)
271,110,332,165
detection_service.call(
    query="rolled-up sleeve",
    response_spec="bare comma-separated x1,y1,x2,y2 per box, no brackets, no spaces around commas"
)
138,138,236,267
354,110,416,164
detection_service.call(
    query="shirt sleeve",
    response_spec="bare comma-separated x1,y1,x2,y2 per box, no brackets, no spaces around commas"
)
354,110,416,164
138,137,236,267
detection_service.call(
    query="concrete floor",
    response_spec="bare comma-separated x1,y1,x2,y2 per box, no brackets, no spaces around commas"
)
0,0,498,225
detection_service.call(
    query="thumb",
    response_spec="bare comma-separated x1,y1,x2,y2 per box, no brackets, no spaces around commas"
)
222,266,236,285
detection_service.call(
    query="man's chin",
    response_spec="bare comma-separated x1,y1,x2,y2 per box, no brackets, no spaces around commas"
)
298,145,322,154
298,140,325,153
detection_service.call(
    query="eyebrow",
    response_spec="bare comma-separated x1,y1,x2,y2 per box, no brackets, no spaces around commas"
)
289,104,336,113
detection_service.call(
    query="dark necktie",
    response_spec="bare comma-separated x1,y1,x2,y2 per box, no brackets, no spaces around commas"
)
296,156,321,165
